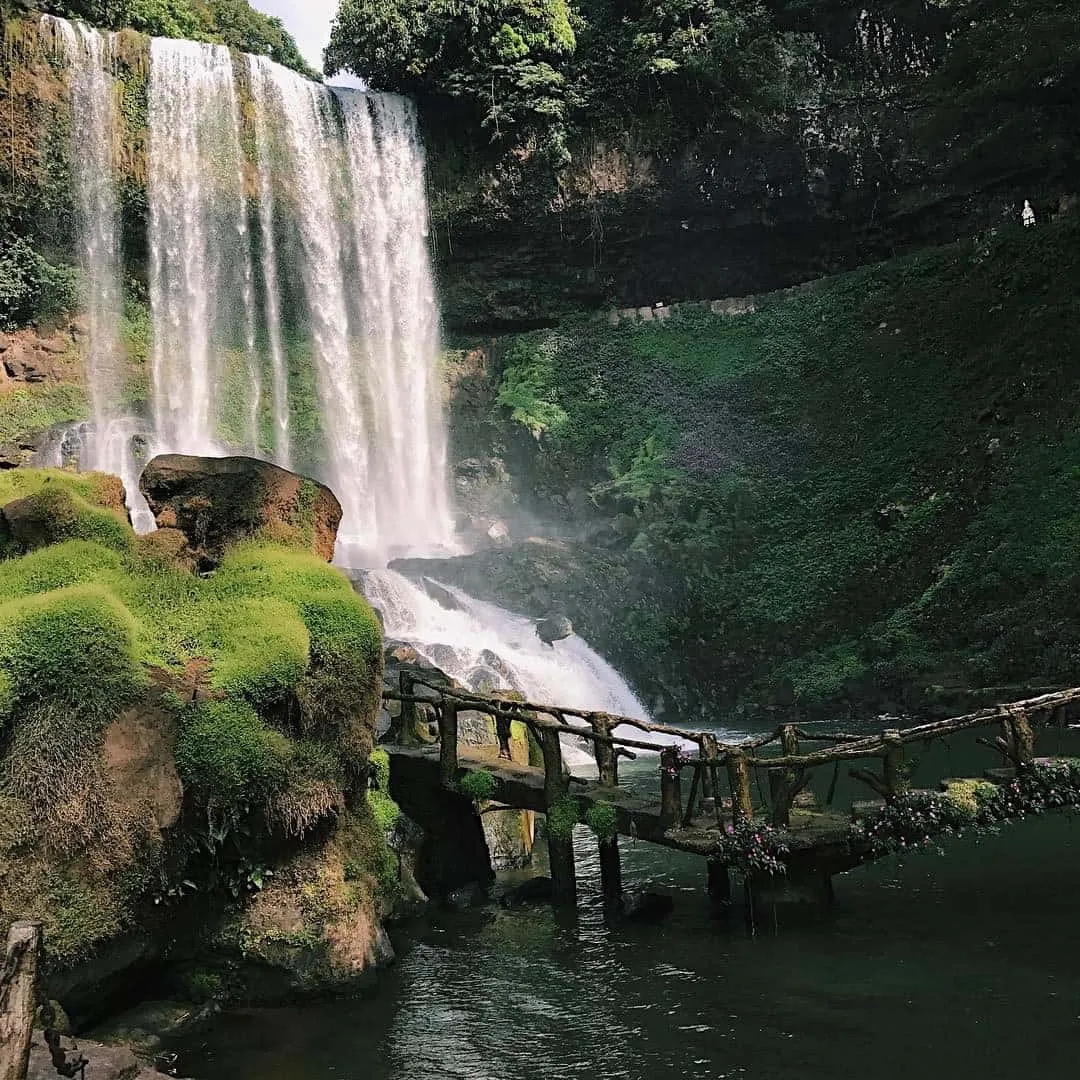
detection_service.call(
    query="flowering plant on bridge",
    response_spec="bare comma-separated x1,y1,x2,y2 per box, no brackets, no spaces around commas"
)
851,791,978,857
715,820,789,877
852,761,1080,858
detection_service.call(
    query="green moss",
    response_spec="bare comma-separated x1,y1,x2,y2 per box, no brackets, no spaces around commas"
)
175,699,291,810
0,584,144,726
0,468,121,508
1,485,133,554
0,539,125,603
457,769,497,802
366,749,400,834
585,800,617,842
42,876,125,966
545,794,579,840
206,598,310,710
0,384,89,444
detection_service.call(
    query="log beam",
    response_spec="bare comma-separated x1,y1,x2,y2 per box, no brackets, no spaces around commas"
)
0,921,42,1080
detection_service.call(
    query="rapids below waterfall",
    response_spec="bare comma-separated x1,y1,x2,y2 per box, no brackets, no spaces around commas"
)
361,569,697,764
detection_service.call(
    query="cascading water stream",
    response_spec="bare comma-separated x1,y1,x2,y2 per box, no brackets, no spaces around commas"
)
148,38,258,456
44,16,154,530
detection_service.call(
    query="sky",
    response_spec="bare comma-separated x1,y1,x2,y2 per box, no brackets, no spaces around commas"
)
255,0,341,76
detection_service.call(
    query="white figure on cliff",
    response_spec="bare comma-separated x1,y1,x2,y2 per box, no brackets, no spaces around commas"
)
1022,200,1036,228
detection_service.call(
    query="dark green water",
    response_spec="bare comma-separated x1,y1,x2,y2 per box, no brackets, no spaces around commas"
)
174,731,1080,1080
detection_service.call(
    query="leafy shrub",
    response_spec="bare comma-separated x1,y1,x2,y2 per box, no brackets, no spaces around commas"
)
457,769,497,803
0,235,78,329
851,763,1080,860
715,819,789,876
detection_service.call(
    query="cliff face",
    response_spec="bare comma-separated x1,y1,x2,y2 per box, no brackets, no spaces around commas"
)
434,213,1080,722
425,2,1074,330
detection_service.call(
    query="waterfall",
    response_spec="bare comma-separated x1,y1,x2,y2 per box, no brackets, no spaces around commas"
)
45,16,153,530
245,58,454,559
46,31,652,743
148,39,259,457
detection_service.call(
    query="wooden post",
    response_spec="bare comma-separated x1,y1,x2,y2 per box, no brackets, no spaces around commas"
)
726,750,753,823
699,733,718,805
882,731,908,799
769,725,801,827
399,670,423,746
539,724,576,905
1005,710,1035,769
439,702,459,788
681,765,703,827
659,747,683,827
706,858,732,911
592,714,618,787
598,835,622,901
0,920,42,1080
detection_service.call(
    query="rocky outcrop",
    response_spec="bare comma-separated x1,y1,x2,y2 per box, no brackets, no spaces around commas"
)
0,323,83,387
214,816,395,1000
139,454,342,567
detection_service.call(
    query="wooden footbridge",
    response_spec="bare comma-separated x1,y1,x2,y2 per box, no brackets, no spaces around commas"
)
382,674,1080,908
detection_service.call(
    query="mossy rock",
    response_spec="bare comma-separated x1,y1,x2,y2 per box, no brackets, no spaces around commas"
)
139,454,342,569
0,469,130,555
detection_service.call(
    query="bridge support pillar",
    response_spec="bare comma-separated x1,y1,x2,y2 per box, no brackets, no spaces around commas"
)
598,836,622,900
439,703,459,788
539,723,577,906
706,858,731,911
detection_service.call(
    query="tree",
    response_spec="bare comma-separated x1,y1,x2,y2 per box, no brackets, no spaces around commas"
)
326,0,579,159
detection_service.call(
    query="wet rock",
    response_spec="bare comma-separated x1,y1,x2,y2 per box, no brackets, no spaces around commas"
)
498,876,554,907
487,519,510,543
465,665,502,693
26,1034,142,1080
535,614,573,646
87,1000,211,1058
444,882,489,910
420,576,461,610
621,889,674,921
139,454,342,569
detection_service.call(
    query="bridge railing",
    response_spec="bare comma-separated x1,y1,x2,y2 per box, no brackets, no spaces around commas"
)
381,673,1080,833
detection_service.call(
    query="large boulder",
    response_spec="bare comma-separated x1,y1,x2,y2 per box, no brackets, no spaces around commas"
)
139,455,341,568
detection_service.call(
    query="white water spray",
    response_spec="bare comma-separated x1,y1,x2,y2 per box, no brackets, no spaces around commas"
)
148,38,255,456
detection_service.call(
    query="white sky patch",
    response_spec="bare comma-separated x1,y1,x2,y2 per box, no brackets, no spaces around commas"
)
254,0,363,85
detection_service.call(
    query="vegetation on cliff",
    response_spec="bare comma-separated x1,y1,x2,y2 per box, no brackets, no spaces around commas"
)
453,212,1080,718
5,0,318,76
0,468,388,976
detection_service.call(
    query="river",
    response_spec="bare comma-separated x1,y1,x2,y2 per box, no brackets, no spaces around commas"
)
173,733,1080,1080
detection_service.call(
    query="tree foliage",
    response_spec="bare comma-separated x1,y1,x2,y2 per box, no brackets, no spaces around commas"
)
35,0,319,77
326,0,796,159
